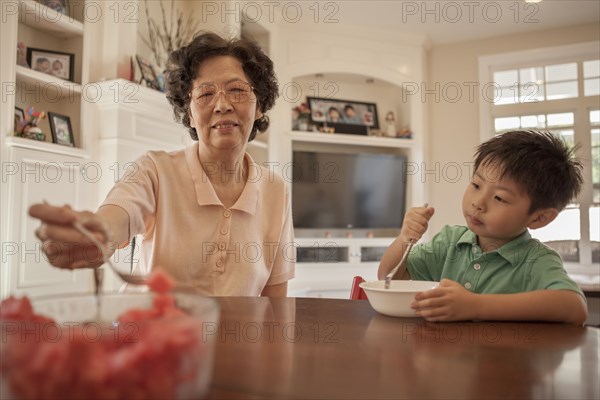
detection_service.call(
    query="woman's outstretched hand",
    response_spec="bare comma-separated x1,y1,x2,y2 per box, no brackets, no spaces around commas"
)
29,203,112,269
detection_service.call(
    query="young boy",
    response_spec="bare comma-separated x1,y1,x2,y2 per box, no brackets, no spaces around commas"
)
378,130,588,325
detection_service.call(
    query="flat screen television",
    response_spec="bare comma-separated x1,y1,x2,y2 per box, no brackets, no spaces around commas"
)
292,150,407,233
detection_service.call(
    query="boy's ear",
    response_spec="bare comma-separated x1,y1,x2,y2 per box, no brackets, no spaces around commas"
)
528,208,559,230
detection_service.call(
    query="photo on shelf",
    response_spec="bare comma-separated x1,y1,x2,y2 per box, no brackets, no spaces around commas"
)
26,48,75,81
135,55,161,91
48,112,75,147
14,107,25,135
41,0,69,16
307,97,379,135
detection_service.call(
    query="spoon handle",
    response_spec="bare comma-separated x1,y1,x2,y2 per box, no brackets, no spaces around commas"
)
384,203,429,289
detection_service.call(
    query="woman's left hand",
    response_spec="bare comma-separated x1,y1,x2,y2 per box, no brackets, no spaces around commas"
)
411,279,477,322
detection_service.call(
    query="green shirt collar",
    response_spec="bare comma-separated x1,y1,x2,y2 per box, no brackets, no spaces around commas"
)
456,229,532,267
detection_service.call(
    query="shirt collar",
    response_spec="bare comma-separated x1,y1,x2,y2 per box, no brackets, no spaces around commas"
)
496,230,532,266
456,228,532,267
185,143,258,215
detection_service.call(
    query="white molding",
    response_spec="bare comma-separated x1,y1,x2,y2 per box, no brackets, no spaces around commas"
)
5,136,90,158
289,131,414,149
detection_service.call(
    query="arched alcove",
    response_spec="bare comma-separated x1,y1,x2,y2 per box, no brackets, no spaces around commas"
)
286,71,411,137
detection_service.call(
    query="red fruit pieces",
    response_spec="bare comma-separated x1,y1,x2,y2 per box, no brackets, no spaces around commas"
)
0,296,34,321
0,267,205,400
145,268,175,294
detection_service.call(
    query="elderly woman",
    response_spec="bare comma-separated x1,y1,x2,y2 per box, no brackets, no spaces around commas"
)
29,32,295,297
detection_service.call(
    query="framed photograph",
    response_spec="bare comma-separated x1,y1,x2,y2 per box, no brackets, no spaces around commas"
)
307,97,379,135
42,0,69,16
48,112,75,147
135,55,160,90
14,107,25,134
26,48,75,81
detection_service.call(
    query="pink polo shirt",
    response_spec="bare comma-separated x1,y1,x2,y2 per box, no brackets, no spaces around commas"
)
101,143,295,296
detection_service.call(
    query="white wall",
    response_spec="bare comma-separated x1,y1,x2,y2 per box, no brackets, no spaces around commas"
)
426,22,600,234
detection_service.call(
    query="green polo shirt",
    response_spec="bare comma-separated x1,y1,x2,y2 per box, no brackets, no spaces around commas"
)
407,225,583,296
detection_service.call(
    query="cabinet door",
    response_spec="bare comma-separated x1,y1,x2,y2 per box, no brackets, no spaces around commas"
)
2,146,90,298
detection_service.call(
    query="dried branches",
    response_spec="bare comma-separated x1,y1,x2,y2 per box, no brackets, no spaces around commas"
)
138,0,200,71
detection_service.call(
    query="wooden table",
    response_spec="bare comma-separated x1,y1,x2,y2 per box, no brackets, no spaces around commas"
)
207,297,599,399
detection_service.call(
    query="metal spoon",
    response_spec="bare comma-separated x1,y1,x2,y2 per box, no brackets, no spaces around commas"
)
72,221,147,285
384,203,429,289
384,240,415,289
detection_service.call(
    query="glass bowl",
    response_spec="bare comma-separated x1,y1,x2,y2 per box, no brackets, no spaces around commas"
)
1,292,219,399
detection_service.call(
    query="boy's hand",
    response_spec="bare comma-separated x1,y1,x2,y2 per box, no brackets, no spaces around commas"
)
411,279,477,322
399,205,435,244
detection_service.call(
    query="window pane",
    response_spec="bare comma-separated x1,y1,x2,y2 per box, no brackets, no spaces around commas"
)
494,86,518,105
547,112,574,127
531,208,580,242
545,81,578,100
494,70,518,87
584,78,600,97
495,117,520,131
553,129,575,147
519,83,544,102
592,128,599,204
520,114,545,128
584,60,600,78
519,67,544,85
591,110,600,125
545,63,577,82
591,207,599,244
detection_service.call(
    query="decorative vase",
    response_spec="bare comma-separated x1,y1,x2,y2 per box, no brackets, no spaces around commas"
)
24,125,46,141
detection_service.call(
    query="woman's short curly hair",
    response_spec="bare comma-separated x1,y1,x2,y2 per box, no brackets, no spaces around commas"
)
165,31,279,141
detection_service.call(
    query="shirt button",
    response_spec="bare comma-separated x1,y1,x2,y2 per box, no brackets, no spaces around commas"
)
223,210,231,218
219,242,226,250
472,247,479,254
216,259,223,267
220,228,228,235
465,282,472,290
473,263,481,271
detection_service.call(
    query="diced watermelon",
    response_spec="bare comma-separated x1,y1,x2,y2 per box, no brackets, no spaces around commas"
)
0,267,206,399
145,268,175,293
0,296,34,320
152,293,175,312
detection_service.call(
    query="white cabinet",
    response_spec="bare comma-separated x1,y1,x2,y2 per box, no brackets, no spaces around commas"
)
1,139,93,298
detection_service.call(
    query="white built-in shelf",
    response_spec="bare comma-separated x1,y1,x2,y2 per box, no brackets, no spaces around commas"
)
5,136,90,158
16,66,81,98
289,130,414,149
18,0,84,37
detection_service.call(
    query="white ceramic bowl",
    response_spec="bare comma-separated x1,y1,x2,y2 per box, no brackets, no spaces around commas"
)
359,280,439,317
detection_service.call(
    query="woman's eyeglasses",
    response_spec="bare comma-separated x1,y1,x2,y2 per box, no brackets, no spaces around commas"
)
189,81,256,106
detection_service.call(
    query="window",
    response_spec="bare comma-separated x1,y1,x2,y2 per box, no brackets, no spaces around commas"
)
493,62,579,105
480,43,600,266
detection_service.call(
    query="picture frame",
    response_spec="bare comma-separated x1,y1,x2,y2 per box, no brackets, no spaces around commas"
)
14,107,25,134
307,97,379,135
48,112,75,147
42,0,69,16
26,47,75,81
135,55,160,91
